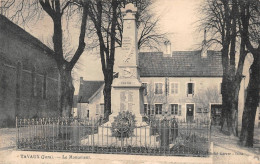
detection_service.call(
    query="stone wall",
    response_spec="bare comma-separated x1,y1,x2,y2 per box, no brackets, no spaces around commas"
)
0,16,59,127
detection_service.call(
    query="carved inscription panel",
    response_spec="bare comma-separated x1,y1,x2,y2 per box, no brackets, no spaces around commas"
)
120,90,134,112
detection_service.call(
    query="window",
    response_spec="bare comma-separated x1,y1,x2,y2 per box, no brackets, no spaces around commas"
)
155,83,163,94
155,104,162,115
171,83,179,94
145,104,154,115
171,104,178,115
187,83,194,95
142,83,148,95
147,105,154,115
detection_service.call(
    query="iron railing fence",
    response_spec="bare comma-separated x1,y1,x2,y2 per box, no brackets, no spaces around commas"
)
16,117,211,157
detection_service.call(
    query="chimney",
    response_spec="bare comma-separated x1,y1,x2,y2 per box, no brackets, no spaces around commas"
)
163,40,172,57
201,29,208,58
80,77,83,84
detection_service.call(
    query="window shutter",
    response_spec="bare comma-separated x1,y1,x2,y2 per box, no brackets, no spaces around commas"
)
178,105,182,116
186,84,189,95
96,104,99,114
192,83,195,95
171,83,174,94
220,83,222,94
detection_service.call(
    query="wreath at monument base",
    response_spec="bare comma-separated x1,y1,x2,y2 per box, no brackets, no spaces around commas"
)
111,111,136,139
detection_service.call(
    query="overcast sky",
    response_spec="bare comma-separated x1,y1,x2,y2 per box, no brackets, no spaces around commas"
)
8,0,207,94
76,0,205,81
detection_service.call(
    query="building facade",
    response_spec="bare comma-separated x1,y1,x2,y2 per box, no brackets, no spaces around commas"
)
77,49,246,124
0,15,59,127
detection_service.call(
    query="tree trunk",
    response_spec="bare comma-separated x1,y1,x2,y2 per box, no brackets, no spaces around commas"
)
220,47,234,135
230,86,239,136
240,54,260,147
103,73,113,120
59,65,74,118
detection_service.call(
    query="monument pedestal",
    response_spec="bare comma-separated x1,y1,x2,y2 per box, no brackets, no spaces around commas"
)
108,77,144,124
84,3,156,148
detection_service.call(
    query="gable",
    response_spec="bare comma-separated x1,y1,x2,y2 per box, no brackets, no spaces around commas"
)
78,81,104,103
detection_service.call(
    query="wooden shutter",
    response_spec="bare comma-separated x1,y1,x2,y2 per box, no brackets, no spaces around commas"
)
96,104,99,114
192,83,195,95
178,105,182,116
186,83,189,95
175,83,178,94
171,83,174,94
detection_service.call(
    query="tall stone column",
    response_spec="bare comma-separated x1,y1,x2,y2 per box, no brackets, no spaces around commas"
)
109,3,144,123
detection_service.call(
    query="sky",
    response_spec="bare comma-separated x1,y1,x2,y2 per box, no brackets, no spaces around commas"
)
6,0,210,94
75,0,206,89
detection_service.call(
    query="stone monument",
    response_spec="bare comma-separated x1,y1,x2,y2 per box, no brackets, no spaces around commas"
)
109,3,144,124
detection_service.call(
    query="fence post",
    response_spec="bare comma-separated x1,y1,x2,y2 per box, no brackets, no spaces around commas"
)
92,118,94,153
16,117,18,149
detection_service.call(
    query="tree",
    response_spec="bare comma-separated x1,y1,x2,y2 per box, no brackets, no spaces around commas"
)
118,0,169,51
87,0,119,119
200,0,247,136
6,0,90,117
238,0,260,147
87,0,168,119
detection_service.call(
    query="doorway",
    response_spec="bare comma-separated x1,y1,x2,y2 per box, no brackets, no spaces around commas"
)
186,104,194,123
211,104,222,126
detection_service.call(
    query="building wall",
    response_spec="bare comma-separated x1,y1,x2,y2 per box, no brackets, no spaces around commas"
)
78,90,104,119
0,20,59,127
76,75,248,124
141,77,223,121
